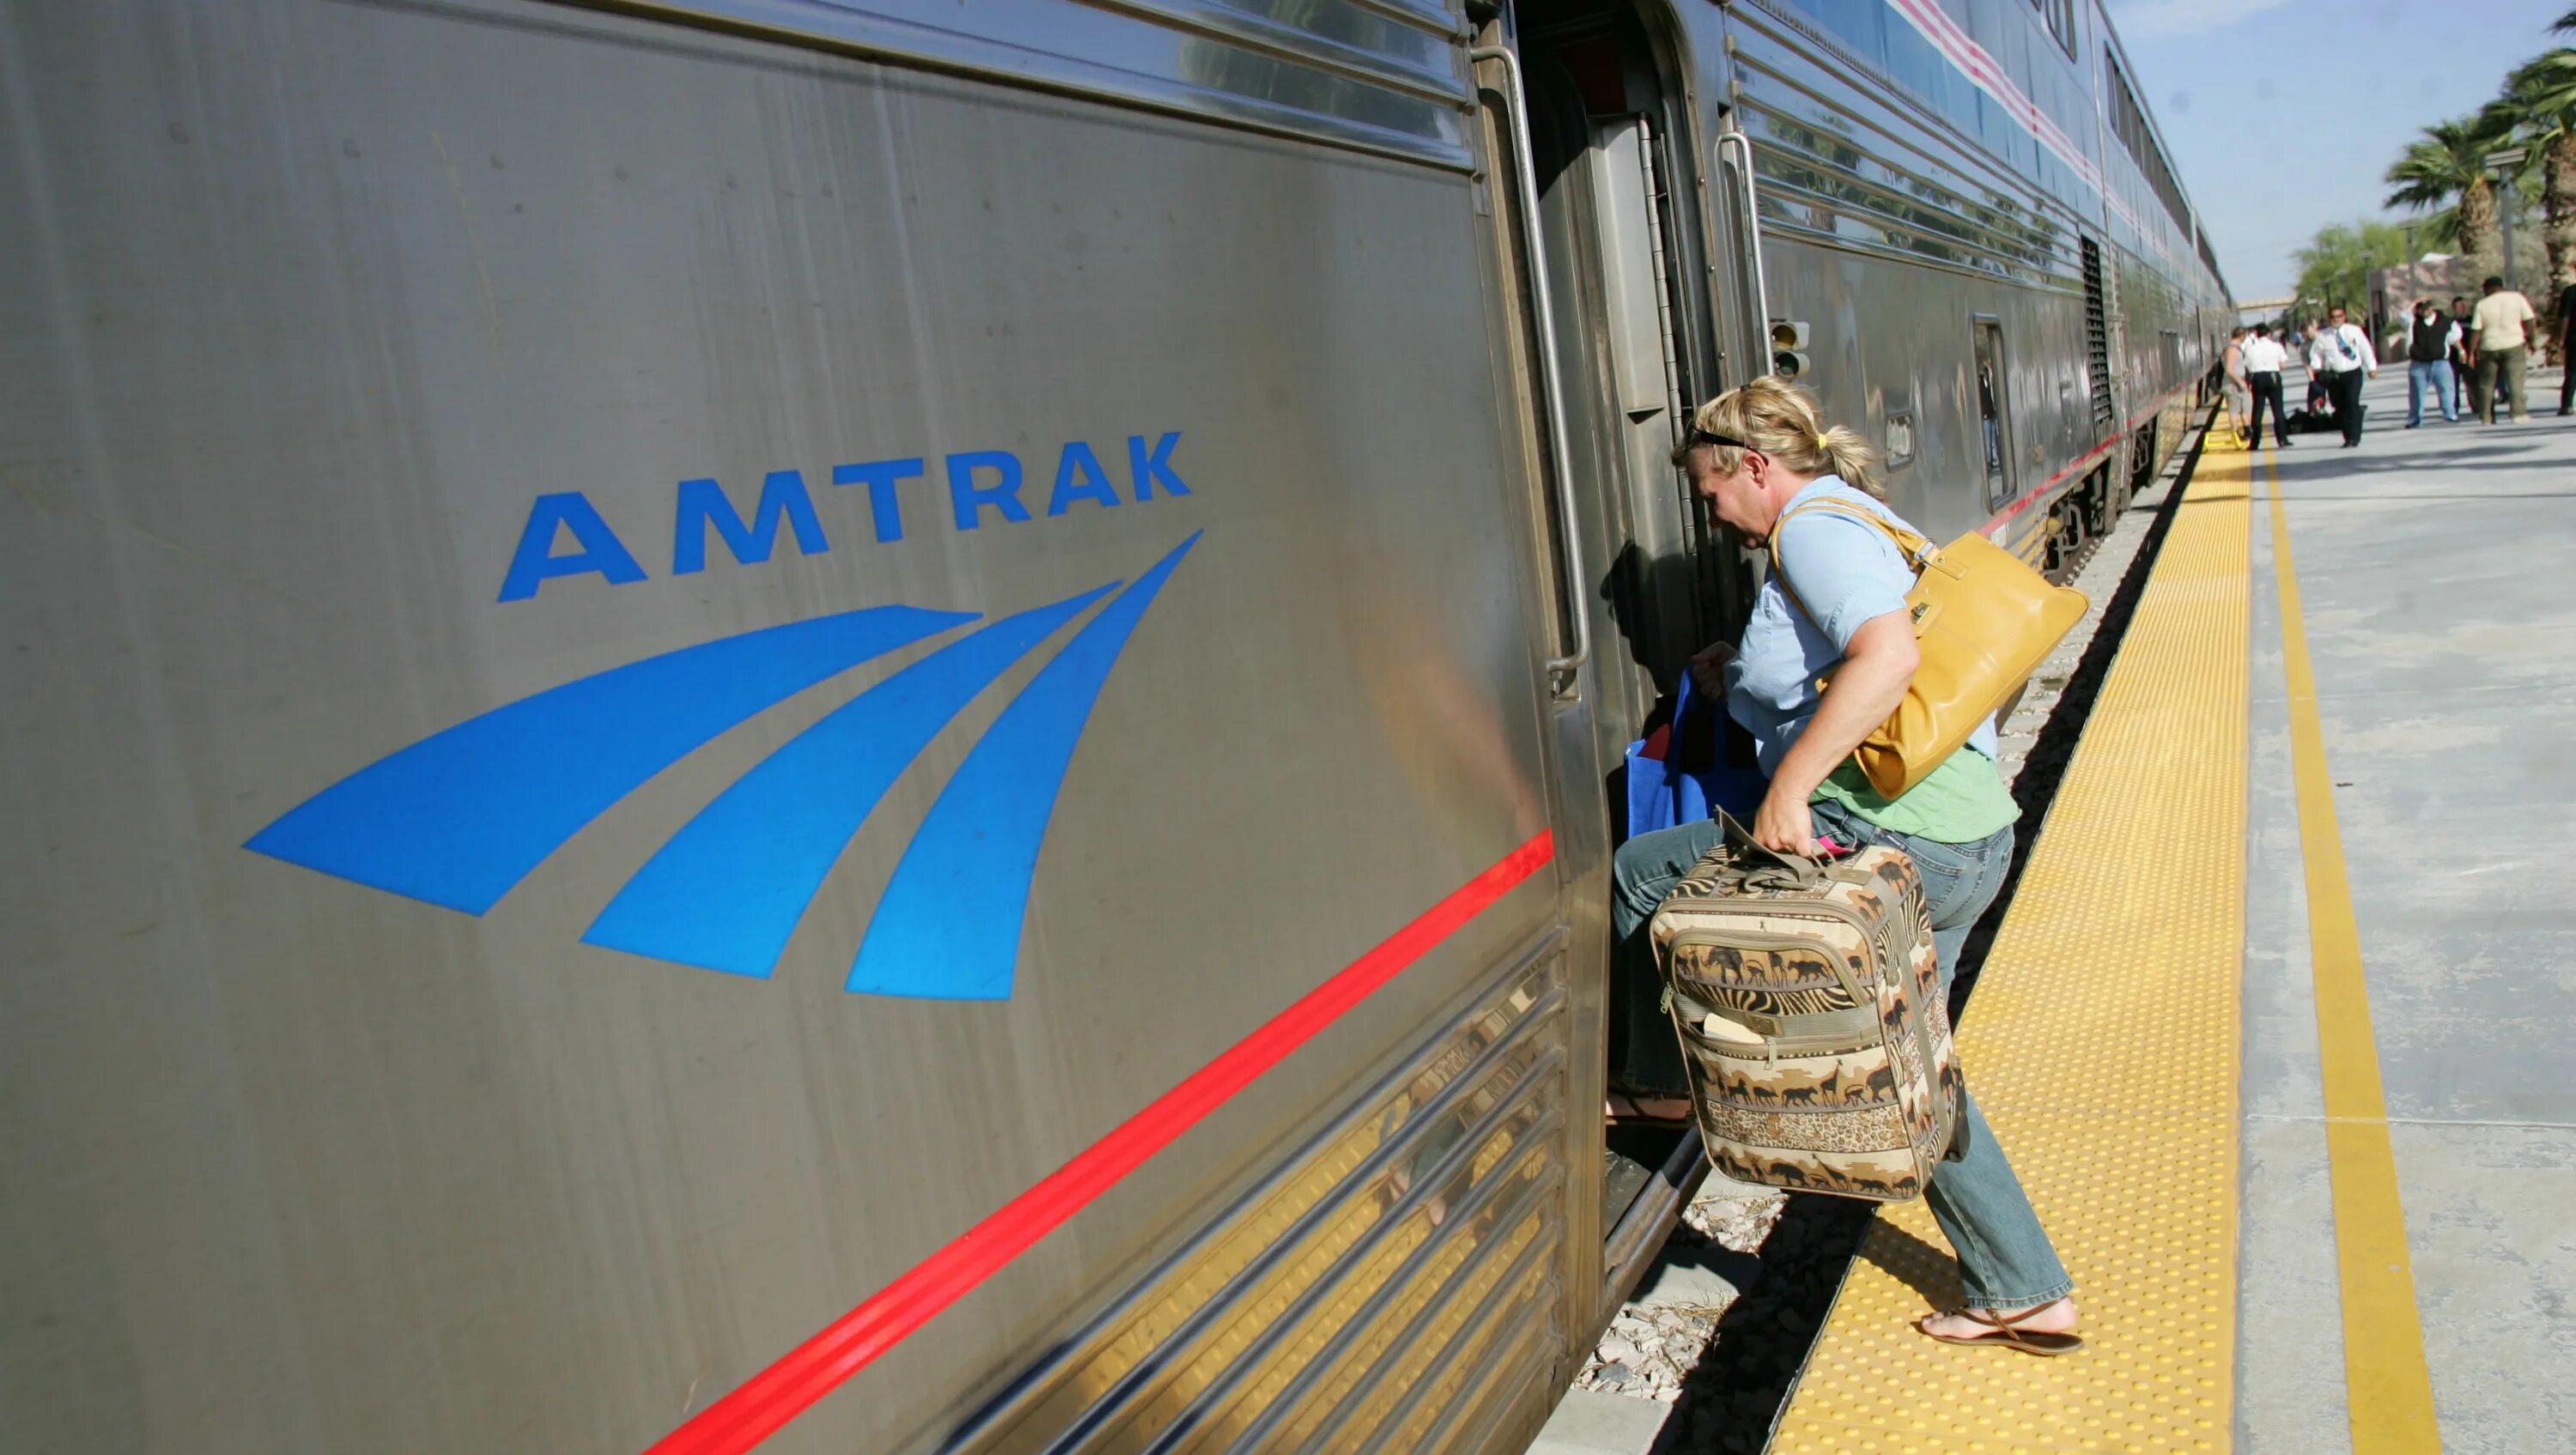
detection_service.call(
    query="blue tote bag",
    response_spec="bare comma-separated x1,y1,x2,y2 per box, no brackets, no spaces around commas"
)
1622,671,1764,840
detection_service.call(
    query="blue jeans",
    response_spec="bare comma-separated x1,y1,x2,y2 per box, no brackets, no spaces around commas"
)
2408,359,2457,425
1610,805,2075,1309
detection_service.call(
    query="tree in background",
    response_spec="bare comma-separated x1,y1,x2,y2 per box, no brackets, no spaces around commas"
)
2366,12,2574,361
2484,36,2576,299
2385,117,2509,279
2291,221,2411,318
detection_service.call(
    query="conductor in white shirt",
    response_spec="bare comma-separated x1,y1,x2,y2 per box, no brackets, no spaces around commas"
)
2239,324,2293,448
2307,304,2381,446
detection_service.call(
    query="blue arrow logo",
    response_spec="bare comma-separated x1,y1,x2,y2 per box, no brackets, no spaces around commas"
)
246,532,1201,1000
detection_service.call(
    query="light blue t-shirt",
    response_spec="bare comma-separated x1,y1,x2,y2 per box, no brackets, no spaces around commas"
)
1724,477,2014,840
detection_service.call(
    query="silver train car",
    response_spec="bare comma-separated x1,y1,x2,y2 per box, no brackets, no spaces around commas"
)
0,0,2225,1451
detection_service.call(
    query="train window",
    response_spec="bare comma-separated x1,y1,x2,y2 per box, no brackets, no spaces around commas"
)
2104,49,2190,233
1971,318,2014,507
2032,0,2077,59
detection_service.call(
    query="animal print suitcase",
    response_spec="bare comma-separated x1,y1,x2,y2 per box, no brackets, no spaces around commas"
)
1648,813,1963,1202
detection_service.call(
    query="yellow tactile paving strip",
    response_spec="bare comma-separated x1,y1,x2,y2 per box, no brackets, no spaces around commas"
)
1771,449,2251,1455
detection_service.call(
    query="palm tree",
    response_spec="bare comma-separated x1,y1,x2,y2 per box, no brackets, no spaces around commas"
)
2385,117,2510,276
2488,49,2576,301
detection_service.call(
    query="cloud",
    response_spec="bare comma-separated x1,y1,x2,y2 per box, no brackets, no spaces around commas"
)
2107,0,2296,39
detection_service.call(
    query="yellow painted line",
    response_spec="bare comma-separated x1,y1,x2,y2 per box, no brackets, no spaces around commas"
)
2261,448,2444,1453
1772,449,2251,1455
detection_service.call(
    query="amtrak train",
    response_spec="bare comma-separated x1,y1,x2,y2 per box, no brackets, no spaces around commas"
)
0,0,2226,1451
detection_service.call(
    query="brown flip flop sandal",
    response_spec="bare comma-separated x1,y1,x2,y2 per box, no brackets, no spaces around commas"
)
1913,1306,2084,1356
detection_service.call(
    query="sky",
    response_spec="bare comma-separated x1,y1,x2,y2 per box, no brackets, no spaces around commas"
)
2105,0,2571,299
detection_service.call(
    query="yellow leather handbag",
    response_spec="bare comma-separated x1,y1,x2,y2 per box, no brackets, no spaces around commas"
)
1770,500,2088,799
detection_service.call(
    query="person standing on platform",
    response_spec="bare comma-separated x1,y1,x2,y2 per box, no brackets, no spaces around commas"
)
2449,295,2477,416
2240,324,2293,448
2557,276,2576,416
2468,275,2537,423
2222,325,2253,444
2306,305,2379,446
2404,299,2461,427
2299,318,2333,416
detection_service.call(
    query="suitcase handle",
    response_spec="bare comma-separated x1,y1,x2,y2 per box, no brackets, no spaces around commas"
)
1711,809,1826,888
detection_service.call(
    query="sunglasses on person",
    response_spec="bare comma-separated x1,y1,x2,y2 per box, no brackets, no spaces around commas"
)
1685,426,1754,451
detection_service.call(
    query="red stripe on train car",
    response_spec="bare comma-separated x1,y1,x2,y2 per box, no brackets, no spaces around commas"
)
644,829,1559,1454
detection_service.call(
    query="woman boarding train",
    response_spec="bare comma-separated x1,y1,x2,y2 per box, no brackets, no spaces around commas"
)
1607,377,2082,1356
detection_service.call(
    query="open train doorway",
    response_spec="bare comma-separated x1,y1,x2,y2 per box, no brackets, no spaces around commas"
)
1490,0,1758,1325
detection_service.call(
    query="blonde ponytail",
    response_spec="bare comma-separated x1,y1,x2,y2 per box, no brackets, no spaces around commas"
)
1670,376,1886,499
1815,424,1883,496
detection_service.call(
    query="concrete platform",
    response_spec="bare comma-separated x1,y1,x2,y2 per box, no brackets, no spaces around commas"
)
2238,368,2576,1454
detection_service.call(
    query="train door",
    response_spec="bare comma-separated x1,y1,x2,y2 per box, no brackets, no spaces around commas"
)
1476,0,1751,1352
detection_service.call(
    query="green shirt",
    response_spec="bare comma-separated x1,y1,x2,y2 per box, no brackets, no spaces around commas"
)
1813,747,2019,843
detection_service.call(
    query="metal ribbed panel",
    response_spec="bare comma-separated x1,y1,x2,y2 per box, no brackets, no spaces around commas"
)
949,947,1570,1455
1737,94,2080,288
1722,27,2087,293
2081,236,2117,430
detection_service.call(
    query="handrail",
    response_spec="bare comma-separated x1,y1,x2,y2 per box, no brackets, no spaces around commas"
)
1472,44,1589,693
1715,126,1772,378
